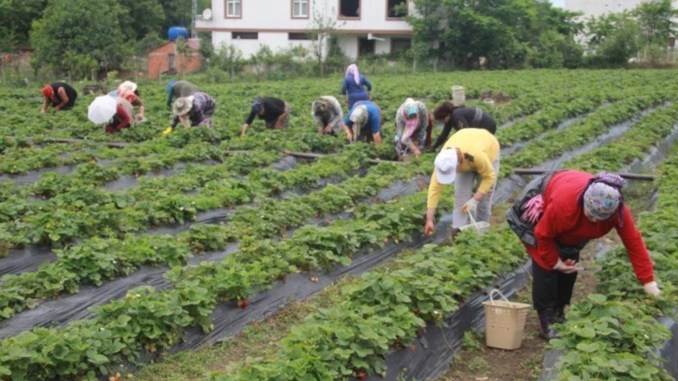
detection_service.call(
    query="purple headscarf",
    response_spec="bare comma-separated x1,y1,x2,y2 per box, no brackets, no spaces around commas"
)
346,64,360,85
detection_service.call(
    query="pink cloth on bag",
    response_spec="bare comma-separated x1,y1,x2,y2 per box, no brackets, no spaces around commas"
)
521,194,544,223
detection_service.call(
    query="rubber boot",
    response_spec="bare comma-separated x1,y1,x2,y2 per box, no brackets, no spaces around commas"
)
537,308,559,340
554,305,566,324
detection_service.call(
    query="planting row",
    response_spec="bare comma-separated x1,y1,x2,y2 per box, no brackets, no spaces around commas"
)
499,92,675,177
564,102,678,172
0,146,371,250
0,181,453,380
209,228,525,380
551,144,678,380
0,150,430,320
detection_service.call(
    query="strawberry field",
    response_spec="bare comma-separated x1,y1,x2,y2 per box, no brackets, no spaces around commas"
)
0,69,677,381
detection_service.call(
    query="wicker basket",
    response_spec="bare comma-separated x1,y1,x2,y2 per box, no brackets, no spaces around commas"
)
483,289,530,350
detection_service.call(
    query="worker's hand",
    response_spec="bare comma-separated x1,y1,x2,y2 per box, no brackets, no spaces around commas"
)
424,218,435,237
161,127,173,136
643,281,661,297
241,123,249,137
461,198,479,215
323,125,333,134
553,258,581,274
411,146,422,158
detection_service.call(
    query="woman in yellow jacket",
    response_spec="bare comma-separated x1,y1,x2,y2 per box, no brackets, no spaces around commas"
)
424,128,500,237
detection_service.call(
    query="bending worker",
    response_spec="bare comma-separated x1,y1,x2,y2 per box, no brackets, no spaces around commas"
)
341,64,372,109
166,80,198,108
241,96,289,136
164,92,216,134
394,98,432,159
431,102,496,151
117,80,145,122
344,100,382,145
311,95,344,136
424,128,500,239
41,82,78,113
105,98,134,134
506,170,660,339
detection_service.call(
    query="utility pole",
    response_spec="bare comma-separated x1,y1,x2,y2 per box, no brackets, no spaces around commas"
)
191,0,198,38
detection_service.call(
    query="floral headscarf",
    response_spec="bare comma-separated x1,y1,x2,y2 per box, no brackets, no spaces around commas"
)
578,172,626,225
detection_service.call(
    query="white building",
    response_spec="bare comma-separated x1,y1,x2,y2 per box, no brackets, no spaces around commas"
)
196,0,414,59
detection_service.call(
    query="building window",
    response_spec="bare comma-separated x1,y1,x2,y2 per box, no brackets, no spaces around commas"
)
226,0,241,18
339,0,360,18
358,37,375,56
292,0,309,18
289,32,310,40
391,38,411,55
232,31,258,40
387,0,407,18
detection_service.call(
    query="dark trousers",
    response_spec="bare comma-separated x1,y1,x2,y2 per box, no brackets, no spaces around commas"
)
531,243,584,310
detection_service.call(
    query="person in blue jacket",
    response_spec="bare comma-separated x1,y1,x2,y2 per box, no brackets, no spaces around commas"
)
341,64,372,109
344,100,382,145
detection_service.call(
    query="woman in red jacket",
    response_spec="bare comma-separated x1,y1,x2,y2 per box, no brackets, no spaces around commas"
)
104,98,134,133
507,171,660,339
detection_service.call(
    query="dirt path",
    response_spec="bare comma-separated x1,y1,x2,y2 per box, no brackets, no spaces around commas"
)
436,238,610,381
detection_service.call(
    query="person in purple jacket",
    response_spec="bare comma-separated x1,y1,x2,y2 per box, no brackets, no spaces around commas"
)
341,64,372,109
162,92,216,135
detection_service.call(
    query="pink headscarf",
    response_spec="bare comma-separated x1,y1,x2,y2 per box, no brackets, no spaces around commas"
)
346,64,360,85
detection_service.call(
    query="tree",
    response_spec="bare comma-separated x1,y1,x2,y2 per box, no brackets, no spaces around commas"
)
306,0,344,77
213,43,244,81
30,0,127,78
116,0,165,41
584,12,641,66
157,0,211,33
406,0,445,70
407,0,582,69
633,0,677,46
250,45,274,81
0,0,47,51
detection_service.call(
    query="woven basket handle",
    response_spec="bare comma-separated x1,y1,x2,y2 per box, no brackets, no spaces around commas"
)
467,211,481,231
489,289,510,304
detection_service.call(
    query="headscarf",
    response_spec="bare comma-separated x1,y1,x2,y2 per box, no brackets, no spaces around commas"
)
118,80,137,95
578,172,626,225
252,97,265,113
400,99,420,143
42,85,54,98
346,64,360,85
313,98,330,118
349,105,368,128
